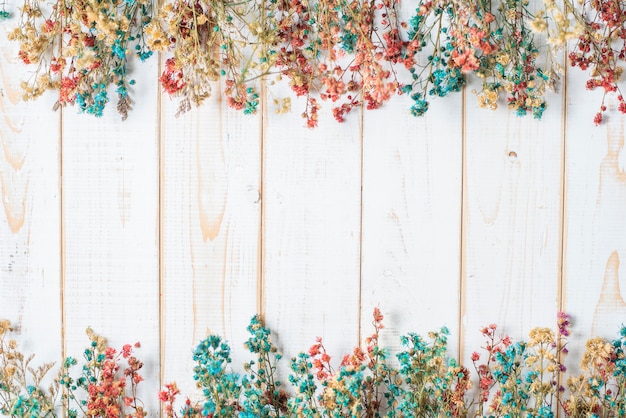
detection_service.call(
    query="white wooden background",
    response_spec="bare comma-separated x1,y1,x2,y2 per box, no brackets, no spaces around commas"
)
1,9,626,415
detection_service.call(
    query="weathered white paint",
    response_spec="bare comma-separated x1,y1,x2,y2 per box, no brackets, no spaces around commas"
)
461,76,564,359
161,86,261,397
361,92,463,360
61,55,161,413
263,82,362,373
1,14,625,417
0,16,62,366
564,66,626,371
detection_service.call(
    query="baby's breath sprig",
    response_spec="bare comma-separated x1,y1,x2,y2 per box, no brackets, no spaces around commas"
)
59,328,145,418
241,315,288,417
271,0,325,127
530,0,582,70
313,0,404,123
474,0,553,119
147,0,232,115
317,308,399,416
149,0,281,116
567,0,626,125
286,352,320,416
8,0,154,119
401,0,479,117
470,324,513,416
0,320,59,418
192,335,241,417
360,308,399,415
562,326,626,416
396,325,470,416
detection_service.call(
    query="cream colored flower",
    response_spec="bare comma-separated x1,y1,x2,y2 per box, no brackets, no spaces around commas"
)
580,337,612,371
529,327,555,346
530,17,548,32
477,88,498,110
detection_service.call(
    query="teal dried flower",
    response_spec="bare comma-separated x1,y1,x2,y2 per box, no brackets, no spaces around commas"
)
287,353,320,417
242,315,288,416
192,335,241,417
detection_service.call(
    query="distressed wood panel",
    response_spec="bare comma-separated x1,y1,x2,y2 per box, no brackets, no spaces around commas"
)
0,17,62,362
161,88,261,397
3,7,626,410
360,95,463,358
461,81,564,357
563,67,626,366
61,58,161,413
263,86,362,369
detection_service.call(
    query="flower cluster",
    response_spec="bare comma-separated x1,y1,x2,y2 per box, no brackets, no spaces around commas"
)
567,0,626,125
161,309,626,417
6,0,626,125
395,325,470,416
159,335,242,418
159,314,289,418
146,0,264,117
563,327,626,416
8,0,153,119
307,307,399,416
0,320,58,417
6,312,626,416
0,322,145,418
475,0,554,119
471,323,568,417
60,327,146,418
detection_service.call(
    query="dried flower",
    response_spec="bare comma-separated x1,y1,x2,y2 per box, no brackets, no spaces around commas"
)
9,0,154,119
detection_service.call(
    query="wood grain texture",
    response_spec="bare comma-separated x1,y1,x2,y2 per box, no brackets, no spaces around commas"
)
263,85,362,372
461,79,564,358
61,57,161,413
0,16,62,362
360,94,463,358
563,66,626,367
3,7,626,410
160,88,261,398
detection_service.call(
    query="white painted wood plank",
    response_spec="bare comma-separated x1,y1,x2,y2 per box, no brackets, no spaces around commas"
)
61,56,160,414
161,88,261,398
461,80,564,355
563,68,626,366
0,16,62,364
360,95,463,359
263,86,362,371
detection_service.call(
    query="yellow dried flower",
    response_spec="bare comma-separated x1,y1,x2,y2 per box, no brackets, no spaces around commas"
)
580,337,612,371
0,320,12,334
274,97,291,114
477,88,498,110
530,17,548,32
495,53,510,65
506,9,517,20
85,327,107,352
526,330,554,347
196,14,208,25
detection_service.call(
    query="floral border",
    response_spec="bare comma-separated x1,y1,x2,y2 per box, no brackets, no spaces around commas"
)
6,0,626,126
1,310,626,417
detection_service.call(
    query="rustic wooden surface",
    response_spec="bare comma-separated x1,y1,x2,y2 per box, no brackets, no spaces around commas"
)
161,86,261,396
263,82,362,371
564,67,626,370
461,77,564,363
61,55,161,412
0,16,62,367
361,92,463,360
1,12,626,417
